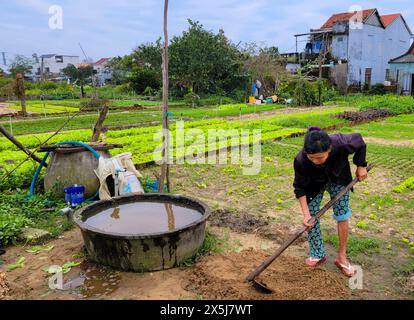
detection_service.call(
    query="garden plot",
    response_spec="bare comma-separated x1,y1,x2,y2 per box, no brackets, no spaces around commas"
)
0,103,413,300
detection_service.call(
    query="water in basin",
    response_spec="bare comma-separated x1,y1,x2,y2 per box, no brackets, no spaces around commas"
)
82,201,203,234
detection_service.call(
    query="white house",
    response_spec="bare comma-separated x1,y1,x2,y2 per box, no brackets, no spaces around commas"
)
389,43,414,95
93,58,112,86
295,9,413,90
34,54,80,80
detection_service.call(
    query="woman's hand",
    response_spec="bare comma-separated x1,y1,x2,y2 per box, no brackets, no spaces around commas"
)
303,212,313,228
298,196,314,228
356,166,368,181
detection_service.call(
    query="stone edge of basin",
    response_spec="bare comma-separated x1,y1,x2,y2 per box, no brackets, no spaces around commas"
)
72,193,211,239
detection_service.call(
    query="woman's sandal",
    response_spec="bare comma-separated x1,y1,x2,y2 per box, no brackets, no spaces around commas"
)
334,259,356,277
305,256,327,268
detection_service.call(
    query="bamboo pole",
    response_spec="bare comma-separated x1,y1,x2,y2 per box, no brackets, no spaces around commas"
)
158,0,170,193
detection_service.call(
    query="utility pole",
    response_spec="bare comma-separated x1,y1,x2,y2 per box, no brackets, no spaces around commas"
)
1,52,6,66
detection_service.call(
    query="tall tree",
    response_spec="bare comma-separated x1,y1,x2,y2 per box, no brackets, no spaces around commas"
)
62,64,94,97
169,20,243,94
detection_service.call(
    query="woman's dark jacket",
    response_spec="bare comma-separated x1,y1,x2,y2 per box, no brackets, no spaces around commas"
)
293,133,367,202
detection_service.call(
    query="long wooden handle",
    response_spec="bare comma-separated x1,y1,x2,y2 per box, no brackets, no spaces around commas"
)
246,163,374,282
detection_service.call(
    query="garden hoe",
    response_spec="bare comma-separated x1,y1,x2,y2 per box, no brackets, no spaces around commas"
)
246,163,374,294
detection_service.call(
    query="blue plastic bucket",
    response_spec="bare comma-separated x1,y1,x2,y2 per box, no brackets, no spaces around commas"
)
64,185,85,207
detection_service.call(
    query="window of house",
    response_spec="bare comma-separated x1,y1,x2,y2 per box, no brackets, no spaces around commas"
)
385,69,391,82
337,37,343,42
45,67,50,73
55,55,63,63
365,68,372,86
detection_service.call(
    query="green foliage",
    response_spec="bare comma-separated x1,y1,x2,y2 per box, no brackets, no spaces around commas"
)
294,78,317,106
169,20,245,95
129,68,161,94
39,80,58,90
0,77,14,97
0,192,65,246
0,212,30,246
393,177,414,193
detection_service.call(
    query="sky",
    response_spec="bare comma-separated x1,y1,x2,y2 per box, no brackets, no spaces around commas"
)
1,0,414,63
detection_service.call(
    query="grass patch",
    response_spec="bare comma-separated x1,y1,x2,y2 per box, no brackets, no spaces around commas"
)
394,258,414,276
324,234,381,258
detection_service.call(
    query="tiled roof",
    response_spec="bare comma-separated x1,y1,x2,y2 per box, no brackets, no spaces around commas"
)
94,58,111,65
321,9,376,29
380,13,401,27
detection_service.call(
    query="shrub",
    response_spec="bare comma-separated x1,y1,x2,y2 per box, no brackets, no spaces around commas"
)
39,80,58,91
294,79,317,106
143,86,155,96
228,89,247,103
0,212,30,245
184,92,201,107
368,83,386,95
129,68,161,94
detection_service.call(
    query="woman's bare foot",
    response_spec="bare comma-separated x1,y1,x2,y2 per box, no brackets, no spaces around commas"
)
305,256,327,268
334,258,355,277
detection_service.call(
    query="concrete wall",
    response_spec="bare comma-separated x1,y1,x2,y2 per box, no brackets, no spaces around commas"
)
38,55,80,75
345,15,411,86
348,23,384,85
332,35,348,60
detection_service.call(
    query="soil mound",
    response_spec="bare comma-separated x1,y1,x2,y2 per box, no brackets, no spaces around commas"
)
185,249,352,300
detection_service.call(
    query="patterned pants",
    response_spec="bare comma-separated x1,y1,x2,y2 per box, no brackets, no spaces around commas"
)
307,182,352,258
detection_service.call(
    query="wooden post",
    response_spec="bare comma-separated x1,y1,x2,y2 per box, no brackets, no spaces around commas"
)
15,73,28,117
91,102,109,142
158,0,170,193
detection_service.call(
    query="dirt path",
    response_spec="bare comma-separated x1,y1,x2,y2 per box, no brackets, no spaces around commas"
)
0,103,18,116
223,105,347,121
364,137,414,147
0,224,358,300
